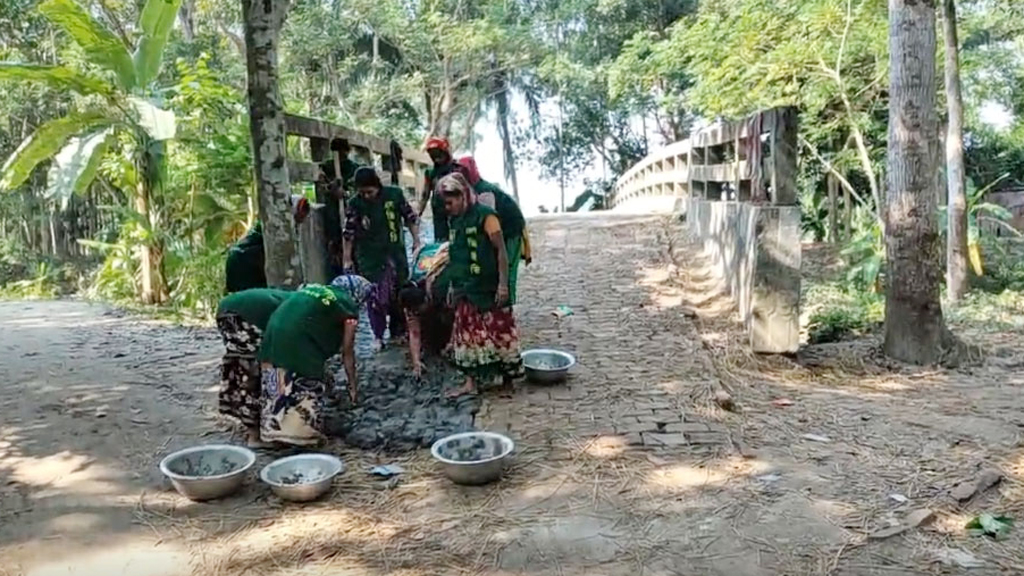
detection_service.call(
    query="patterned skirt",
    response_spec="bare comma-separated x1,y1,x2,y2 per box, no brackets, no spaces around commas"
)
259,363,326,446
216,313,262,428
449,300,524,382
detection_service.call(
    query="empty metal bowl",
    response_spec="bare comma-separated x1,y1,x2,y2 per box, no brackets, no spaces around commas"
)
159,444,256,501
522,349,576,384
431,431,514,486
260,453,344,502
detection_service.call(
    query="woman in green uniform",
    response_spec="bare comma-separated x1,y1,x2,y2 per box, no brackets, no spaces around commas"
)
457,155,530,304
256,275,371,446
224,196,310,293
419,137,470,241
216,288,293,446
343,167,421,350
437,173,523,397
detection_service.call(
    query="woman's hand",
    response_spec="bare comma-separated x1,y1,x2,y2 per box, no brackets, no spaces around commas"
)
496,285,509,307
348,382,358,404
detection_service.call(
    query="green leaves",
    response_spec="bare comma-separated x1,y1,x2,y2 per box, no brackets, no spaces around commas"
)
0,63,113,96
0,111,112,191
38,0,136,90
46,128,114,206
134,0,184,87
966,514,1014,539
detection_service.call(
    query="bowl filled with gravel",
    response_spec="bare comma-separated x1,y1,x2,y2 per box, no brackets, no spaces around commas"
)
522,349,576,384
259,453,344,502
431,431,514,485
159,444,256,501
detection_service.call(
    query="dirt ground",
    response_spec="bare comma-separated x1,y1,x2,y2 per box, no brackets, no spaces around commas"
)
2,214,1024,576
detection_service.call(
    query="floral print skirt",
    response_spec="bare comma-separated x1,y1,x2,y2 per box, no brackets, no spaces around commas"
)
259,363,326,446
449,300,524,382
216,313,262,428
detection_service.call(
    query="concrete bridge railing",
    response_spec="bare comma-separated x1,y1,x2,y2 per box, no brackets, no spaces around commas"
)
612,107,802,353
284,115,432,285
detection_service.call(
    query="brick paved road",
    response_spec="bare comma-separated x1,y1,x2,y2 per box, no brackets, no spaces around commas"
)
480,214,730,453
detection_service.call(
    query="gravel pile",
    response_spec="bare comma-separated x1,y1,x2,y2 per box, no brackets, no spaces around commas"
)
324,351,480,452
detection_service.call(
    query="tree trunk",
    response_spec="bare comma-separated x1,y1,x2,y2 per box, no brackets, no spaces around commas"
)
943,0,969,302
884,0,948,364
242,0,301,288
136,145,170,305
495,88,520,202
178,0,196,42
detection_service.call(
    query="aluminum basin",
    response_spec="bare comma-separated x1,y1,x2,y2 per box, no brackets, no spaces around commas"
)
522,349,576,384
431,432,514,486
159,444,256,501
260,453,344,502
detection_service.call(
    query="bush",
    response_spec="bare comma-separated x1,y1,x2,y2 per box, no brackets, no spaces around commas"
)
804,283,884,344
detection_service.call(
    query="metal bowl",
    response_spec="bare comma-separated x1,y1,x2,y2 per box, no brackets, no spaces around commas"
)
260,453,344,502
159,444,256,501
522,349,576,384
431,432,514,486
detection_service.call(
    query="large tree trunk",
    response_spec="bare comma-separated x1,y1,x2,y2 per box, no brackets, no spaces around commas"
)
943,0,969,301
242,0,301,288
884,0,948,363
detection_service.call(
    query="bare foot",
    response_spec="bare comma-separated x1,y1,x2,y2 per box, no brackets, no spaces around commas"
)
246,429,270,449
445,380,477,398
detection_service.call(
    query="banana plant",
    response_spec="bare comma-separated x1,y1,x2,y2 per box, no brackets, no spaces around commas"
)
0,0,183,304
940,173,1021,276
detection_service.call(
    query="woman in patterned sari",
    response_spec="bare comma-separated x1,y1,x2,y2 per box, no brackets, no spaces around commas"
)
437,173,523,397
255,275,371,446
216,288,293,446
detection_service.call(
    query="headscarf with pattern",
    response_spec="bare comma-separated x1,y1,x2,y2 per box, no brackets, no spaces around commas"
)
330,274,373,306
437,172,477,209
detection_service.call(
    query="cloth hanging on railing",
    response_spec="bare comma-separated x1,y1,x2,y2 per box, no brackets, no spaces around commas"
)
748,112,766,202
388,139,403,186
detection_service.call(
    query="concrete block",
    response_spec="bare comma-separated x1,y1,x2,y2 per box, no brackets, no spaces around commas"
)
750,206,801,353
297,204,329,285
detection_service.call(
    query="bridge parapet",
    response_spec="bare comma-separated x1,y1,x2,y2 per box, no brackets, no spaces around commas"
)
616,107,801,353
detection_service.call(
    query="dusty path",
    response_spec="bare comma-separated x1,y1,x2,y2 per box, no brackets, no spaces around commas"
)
2,213,1024,576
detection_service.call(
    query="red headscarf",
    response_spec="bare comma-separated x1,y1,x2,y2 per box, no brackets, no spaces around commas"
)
457,156,481,186
424,137,450,153
437,172,476,209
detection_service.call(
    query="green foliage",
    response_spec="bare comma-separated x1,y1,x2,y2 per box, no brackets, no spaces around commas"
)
840,209,884,292
0,63,110,96
134,0,185,87
37,0,137,89
0,111,111,190
804,283,884,344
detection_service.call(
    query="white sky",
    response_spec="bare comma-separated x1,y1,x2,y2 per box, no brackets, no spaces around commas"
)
462,92,605,217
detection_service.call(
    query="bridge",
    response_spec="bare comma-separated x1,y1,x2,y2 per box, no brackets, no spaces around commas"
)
610,106,802,353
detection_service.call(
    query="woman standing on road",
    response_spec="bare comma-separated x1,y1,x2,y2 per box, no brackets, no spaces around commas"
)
216,288,293,446
343,167,421,351
437,173,523,397
256,276,370,446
